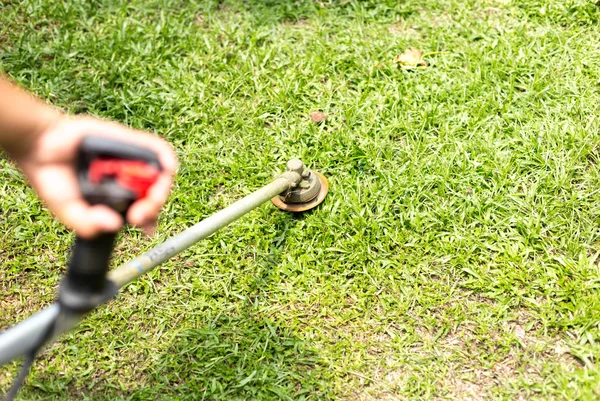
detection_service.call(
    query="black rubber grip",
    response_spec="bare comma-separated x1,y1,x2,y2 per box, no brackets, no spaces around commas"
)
59,233,119,312
67,234,116,293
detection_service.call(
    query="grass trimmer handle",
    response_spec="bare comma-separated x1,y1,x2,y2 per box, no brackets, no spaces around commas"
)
59,137,162,313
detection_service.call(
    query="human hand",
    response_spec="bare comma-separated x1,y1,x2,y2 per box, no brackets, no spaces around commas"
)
12,116,177,238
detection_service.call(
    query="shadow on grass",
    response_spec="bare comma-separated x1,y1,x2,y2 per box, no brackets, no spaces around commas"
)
126,313,331,401
123,212,328,400
15,315,331,401
123,213,331,400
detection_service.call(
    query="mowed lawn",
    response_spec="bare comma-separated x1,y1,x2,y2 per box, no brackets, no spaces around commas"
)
2,0,600,399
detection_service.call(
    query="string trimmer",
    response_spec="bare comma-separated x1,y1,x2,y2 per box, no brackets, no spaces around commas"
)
0,137,329,400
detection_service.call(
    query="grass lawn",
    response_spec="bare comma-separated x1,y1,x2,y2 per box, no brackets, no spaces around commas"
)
2,0,600,399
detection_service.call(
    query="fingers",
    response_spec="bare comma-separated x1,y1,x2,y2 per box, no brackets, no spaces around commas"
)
24,163,124,238
23,116,177,238
127,167,174,234
61,202,124,238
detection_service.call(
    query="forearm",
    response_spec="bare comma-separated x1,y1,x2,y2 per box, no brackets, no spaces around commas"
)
0,76,62,157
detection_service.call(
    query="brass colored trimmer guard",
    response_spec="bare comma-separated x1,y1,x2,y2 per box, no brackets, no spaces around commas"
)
272,159,329,212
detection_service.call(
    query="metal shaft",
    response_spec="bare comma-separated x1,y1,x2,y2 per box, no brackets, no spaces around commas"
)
109,176,293,287
0,173,300,366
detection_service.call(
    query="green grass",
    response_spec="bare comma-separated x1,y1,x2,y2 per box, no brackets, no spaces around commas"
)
2,0,600,399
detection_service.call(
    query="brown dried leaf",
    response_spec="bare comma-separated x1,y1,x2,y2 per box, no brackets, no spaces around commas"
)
393,47,427,69
195,14,207,27
310,111,327,123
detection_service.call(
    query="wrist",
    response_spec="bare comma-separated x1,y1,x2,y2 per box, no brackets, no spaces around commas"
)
0,77,64,158
7,109,63,161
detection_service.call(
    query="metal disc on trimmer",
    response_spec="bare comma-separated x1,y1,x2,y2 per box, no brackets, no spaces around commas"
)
272,159,329,212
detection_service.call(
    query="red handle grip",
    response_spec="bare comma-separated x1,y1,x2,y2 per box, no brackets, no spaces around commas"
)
89,158,160,200
78,136,162,214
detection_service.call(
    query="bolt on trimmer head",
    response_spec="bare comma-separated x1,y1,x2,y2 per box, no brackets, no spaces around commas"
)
272,159,329,212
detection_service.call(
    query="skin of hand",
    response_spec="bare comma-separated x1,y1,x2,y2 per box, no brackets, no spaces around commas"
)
0,78,177,239
14,116,178,238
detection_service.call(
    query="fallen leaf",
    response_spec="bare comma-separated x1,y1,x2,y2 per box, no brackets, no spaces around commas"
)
310,111,327,123
195,14,207,27
393,47,427,69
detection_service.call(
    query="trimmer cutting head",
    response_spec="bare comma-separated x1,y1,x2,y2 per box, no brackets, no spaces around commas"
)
272,159,329,212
